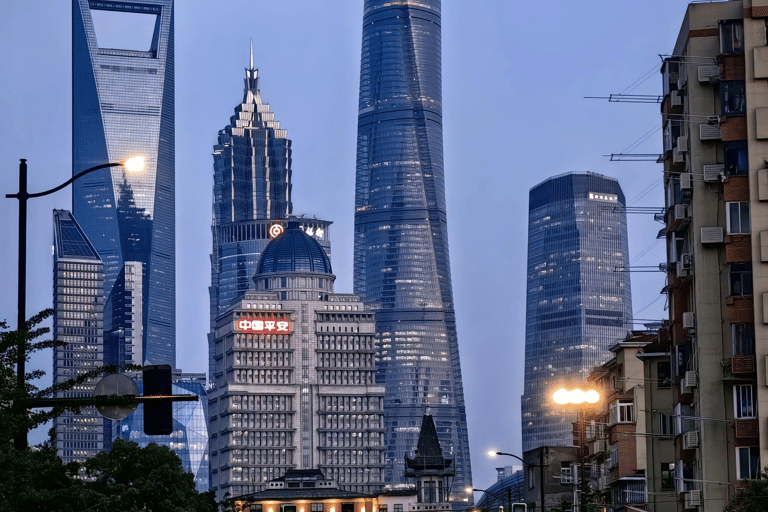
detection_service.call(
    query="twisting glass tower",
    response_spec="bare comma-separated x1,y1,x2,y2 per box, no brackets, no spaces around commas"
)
72,0,175,368
521,172,633,452
353,0,472,497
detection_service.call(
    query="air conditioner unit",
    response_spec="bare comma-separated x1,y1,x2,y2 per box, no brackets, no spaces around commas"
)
701,226,724,244
684,370,697,389
698,64,720,82
702,164,725,182
700,124,721,140
672,90,684,107
673,147,686,163
685,490,702,508
677,136,689,153
674,204,690,221
680,173,693,189
682,311,695,330
683,430,700,449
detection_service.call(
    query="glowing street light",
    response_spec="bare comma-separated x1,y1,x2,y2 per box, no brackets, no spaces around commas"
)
552,387,600,405
485,451,545,511
551,386,601,512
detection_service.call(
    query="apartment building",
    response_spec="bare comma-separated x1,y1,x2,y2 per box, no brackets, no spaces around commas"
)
660,1,768,509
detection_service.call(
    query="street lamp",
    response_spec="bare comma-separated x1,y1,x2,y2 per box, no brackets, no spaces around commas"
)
552,386,602,512
465,487,523,512
487,451,546,512
6,156,144,449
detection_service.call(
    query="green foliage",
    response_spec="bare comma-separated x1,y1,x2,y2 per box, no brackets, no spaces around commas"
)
0,313,216,511
80,439,217,511
725,468,768,512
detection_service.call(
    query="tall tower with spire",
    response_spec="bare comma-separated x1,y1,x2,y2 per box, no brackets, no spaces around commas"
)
208,44,331,379
353,0,472,500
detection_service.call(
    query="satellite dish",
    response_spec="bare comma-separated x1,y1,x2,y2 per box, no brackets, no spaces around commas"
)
93,373,139,420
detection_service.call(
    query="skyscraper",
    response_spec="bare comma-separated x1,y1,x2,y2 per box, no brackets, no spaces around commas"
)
353,0,472,497
72,0,175,368
209,48,332,380
113,371,210,492
52,209,105,465
209,221,385,501
520,172,633,452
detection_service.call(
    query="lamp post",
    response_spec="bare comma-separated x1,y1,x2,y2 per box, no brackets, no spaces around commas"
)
6,156,144,449
465,486,511,512
552,387,601,512
487,451,546,512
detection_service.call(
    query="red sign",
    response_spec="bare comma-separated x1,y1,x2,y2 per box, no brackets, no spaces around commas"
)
235,317,293,334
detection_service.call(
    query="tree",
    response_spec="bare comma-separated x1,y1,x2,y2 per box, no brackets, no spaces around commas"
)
81,439,217,512
0,313,217,511
725,469,768,512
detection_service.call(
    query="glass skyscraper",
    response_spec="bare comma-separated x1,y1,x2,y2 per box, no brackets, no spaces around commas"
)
209,48,331,379
353,0,472,497
52,209,106,465
113,372,210,492
72,0,175,368
521,172,633,452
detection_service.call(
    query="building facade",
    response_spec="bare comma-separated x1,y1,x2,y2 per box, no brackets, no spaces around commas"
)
112,371,210,492
209,221,385,502
582,332,675,512
521,172,633,452
658,1,768,509
353,0,472,497
209,49,332,380
72,0,175,368
52,209,106,465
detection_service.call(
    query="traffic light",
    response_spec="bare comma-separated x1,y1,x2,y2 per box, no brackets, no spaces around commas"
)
143,364,173,435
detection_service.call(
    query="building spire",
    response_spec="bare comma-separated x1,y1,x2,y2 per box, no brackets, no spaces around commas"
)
244,38,260,104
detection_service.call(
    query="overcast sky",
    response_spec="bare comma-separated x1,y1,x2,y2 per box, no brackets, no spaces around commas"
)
0,0,693,492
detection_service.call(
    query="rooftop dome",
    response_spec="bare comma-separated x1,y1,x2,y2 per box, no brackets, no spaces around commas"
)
256,219,333,275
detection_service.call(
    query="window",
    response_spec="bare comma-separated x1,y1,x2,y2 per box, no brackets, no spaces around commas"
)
727,201,750,234
659,413,673,437
724,141,748,175
736,447,760,480
312,504,324,512
721,81,746,116
527,464,535,490
657,361,671,388
560,462,573,484
721,20,745,55
609,399,634,424
660,463,675,490
394,505,403,512
729,263,753,296
735,384,756,418
732,323,756,356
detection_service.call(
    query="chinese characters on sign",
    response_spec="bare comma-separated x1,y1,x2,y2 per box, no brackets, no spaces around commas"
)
235,317,293,334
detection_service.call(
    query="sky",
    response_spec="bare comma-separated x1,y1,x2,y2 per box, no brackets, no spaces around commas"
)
0,0,694,493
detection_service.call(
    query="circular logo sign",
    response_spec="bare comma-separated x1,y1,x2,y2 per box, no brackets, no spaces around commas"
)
269,223,285,239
